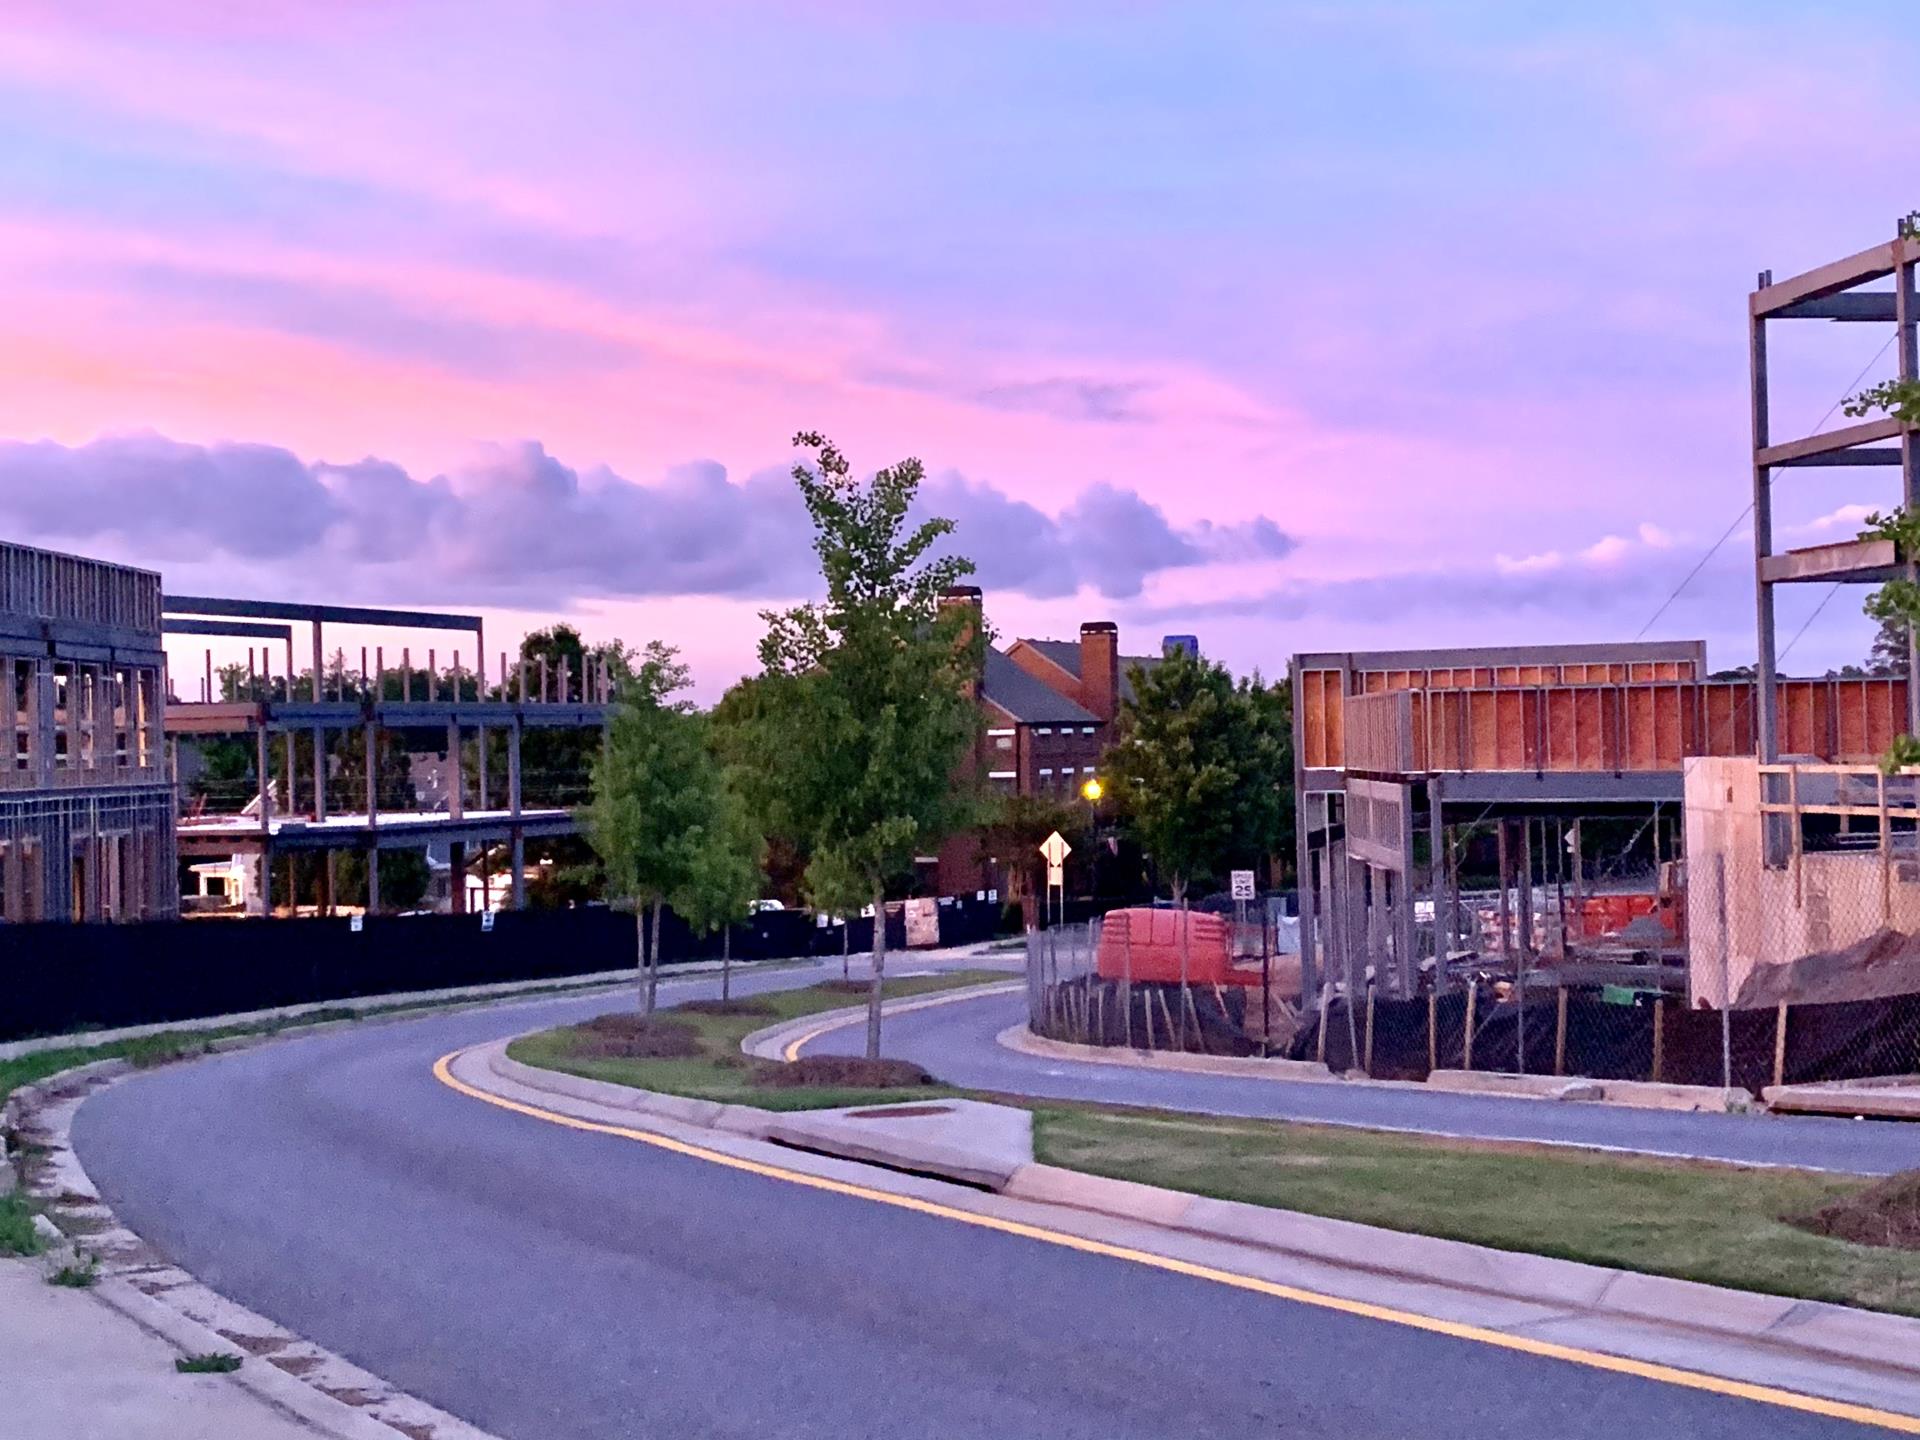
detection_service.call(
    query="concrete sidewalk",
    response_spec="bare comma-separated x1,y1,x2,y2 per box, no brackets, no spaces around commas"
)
0,1256,324,1439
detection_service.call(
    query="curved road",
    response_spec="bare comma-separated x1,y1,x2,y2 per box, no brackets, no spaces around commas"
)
802,987,1920,1176
72,962,1901,1439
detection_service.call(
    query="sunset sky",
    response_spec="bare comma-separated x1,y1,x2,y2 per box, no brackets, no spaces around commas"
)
1,2,1914,697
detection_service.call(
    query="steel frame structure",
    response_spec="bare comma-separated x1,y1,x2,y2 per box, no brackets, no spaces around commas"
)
1751,224,1920,759
164,595,610,917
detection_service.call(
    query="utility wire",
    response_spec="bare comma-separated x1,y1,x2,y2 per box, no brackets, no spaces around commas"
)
1633,332,1899,641
1777,582,1843,665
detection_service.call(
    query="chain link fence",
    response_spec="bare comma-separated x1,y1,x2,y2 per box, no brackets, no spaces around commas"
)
1025,889,1920,1096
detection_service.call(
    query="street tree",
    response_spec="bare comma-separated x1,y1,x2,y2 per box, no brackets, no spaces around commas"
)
584,644,709,1012
754,431,983,1058
1104,645,1289,900
802,845,869,979
675,771,764,1002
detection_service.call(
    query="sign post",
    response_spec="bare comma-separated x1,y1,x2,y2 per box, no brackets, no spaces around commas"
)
1039,830,1072,930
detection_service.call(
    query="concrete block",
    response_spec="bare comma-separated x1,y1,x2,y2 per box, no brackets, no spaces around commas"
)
1554,1081,1605,1101
761,1104,1026,1190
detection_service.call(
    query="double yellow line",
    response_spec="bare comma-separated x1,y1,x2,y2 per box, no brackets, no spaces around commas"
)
432,1048,1920,1433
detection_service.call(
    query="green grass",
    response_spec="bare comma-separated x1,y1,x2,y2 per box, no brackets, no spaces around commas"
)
0,1191,42,1256
176,1352,244,1374
1031,1105,1920,1317
46,1250,98,1288
507,970,1013,1111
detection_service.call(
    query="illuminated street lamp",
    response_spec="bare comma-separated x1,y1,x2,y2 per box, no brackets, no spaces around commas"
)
1080,775,1103,802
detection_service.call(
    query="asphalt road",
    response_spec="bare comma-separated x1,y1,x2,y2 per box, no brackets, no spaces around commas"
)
73,963,1892,1439
805,986,1920,1176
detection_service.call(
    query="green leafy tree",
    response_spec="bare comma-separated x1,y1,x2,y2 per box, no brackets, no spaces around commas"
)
802,845,870,979
754,431,983,1058
675,771,764,1001
584,644,710,1012
1853,507,1920,770
1104,646,1288,900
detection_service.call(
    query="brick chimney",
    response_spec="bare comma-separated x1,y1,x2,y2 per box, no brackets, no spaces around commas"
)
1080,620,1119,722
940,586,984,698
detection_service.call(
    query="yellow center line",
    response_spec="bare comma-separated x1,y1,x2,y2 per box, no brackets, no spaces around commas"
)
431,1047,1920,1433
779,982,1024,1062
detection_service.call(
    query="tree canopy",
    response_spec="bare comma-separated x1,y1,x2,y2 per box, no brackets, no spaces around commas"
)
748,431,984,1055
1103,646,1290,900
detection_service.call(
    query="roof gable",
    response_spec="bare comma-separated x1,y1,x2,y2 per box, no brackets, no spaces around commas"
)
980,648,1098,724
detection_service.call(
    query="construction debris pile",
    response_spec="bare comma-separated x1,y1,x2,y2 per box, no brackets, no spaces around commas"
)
1736,930,1920,1009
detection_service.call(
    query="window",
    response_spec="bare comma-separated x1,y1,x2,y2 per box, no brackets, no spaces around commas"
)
994,735,1013,751
1036,727,1052,736
1082,726,1096,735
1038,767,1053,778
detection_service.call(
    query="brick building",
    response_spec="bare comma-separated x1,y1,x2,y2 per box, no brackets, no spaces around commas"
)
931,588,1164,895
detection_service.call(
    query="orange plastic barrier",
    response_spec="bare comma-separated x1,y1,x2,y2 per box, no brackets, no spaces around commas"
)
1571,893,1681,943
1095,908,1250,985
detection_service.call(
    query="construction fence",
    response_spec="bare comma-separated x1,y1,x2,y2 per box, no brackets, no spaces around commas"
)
1025,911,1920,1096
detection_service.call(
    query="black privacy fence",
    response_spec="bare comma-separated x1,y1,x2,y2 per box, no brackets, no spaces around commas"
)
0,896,1003,1044
1027,970,1920,1097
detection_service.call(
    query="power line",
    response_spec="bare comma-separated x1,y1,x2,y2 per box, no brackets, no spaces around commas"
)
1633,332,1898,640
1777,582,1842,665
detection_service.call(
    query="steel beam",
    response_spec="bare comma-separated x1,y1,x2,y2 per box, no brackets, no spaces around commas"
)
162,618,293,640
1753,269,1779,762
164,595,482,631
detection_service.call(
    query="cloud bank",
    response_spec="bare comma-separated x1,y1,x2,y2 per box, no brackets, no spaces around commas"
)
0,433,1296,607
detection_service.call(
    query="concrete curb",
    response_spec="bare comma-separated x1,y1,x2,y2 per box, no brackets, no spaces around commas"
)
482,1032,1920,1391
999,1022,1344,1082
740,980,1025,1062
93,1279,409,1440
1000,1025,1753,1114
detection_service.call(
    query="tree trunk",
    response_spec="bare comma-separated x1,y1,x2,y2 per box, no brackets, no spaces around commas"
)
641,913,656,1013
842,918,850,979
721,922,732,1002
865,885,886,1060
645,898,663,1013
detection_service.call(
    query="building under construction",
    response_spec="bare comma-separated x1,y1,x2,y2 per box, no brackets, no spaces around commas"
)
1289,642,1908,1006
1,540,177,921
166,596,609,916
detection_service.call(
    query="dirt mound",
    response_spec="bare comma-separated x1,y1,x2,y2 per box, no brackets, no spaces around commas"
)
570,1014,702,1059
1787,1170,1920,1250
676,998,777,1017
751,1055,934,1090
1736,929,1920,1008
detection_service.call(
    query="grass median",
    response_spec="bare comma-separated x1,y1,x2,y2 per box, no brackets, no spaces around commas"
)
505,970,1012,1112
1031,1105,1920,1317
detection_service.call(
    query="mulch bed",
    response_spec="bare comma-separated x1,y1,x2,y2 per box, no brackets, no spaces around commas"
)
751,1055,934,1090
676,998,777,1017
1788,1170,1920,1250
569,1014,703,1059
